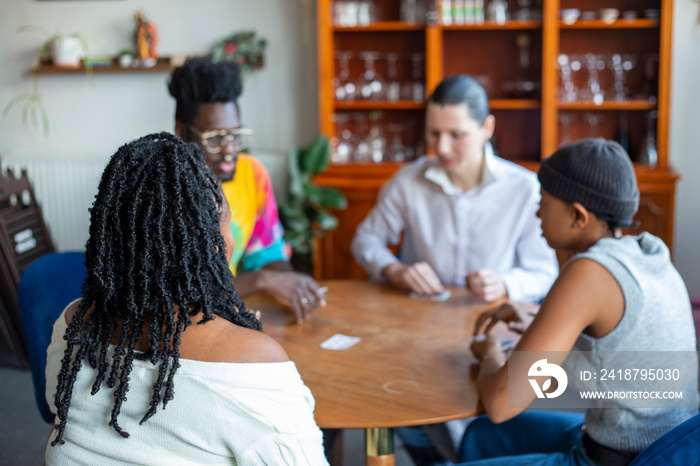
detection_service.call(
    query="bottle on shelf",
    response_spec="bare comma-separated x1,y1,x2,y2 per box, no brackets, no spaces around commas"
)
441,0,453,25
487,0,508,24
401,0,426,23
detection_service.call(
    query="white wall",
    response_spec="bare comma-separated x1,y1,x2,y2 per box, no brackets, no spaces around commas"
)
1,0,699,296
0,0,318,194
670,0,700,298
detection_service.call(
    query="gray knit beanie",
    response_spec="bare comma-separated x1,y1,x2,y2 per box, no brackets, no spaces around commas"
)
538,138,639,227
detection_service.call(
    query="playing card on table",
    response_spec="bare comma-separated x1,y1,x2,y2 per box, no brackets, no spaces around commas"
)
320,333,361,351
408,289,451,301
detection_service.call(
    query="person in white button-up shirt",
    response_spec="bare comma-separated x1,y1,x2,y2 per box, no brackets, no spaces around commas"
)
351,75,559,466
352,75,558,304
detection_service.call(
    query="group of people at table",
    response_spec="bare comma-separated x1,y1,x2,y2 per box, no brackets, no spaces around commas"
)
42,58,698,465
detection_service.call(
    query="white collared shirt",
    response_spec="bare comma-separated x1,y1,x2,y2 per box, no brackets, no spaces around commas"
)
351,147,558,302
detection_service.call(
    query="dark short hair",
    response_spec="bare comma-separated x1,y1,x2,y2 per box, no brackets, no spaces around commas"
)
427,74,490,125
168,57,243,125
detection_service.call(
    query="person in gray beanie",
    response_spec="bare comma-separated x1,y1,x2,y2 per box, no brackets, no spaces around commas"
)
455,138,698,466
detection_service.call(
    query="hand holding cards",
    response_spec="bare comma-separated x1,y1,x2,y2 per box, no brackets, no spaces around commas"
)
409,289,451,301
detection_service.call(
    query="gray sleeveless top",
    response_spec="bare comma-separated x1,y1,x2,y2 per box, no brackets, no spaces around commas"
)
572,233,699,453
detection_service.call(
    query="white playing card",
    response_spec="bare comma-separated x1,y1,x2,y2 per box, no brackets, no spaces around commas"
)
320,333,361,351
409,289,451,301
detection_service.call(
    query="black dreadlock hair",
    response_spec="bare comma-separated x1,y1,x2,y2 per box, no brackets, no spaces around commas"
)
50,132,261,446
168,57,243,125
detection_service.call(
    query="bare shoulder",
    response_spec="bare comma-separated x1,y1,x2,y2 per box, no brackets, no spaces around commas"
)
182,315,290,364
64,299,83,325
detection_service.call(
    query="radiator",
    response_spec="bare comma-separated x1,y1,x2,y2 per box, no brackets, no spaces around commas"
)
1,156,106,251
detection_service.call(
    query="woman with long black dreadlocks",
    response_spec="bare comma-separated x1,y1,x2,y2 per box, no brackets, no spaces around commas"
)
44,133,328,465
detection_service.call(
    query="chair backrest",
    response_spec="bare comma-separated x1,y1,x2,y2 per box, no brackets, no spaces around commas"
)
17,251,86,423
629,412,700,465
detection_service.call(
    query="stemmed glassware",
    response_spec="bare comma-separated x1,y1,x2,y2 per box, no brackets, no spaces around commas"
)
581,53,606,105
402,53,425,103
558,112,574,145
556,54,581,101
608,53,638,101
583,112,604,138
357,51,386,100
333,51,356,102
366,110,386,163
386,123,407,162
353,113,371,162
385,53,402,102
331,113,354,163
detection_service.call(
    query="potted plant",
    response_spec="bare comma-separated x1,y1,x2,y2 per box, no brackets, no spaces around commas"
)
2,27,90,135
279,136,347,274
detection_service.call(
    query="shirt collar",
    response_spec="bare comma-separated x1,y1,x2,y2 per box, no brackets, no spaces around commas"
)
424,142,499,195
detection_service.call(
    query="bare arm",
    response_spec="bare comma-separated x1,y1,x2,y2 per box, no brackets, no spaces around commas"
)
471,258,624,423
233,261,326,323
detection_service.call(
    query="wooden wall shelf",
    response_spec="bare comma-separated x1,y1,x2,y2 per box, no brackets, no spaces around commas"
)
557,100,657,110
560,19,660,29
30,57,174,75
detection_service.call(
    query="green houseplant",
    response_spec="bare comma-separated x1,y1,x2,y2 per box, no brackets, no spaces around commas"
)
3,27,90,135
280,136,347,273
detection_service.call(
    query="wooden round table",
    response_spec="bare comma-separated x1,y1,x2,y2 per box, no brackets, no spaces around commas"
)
248,280,513,465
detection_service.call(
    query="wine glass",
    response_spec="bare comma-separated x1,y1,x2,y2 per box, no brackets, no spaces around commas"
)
581,53,606,104
556,54,580,101
366,110,386,162
385,53,401,102
357,51,386,100
352,113,371,162
401,53,425,103
332,113,354,163
386,123,407,162
583,112,604,138
608,53,638,101
558,112,574,145
333,51,356,102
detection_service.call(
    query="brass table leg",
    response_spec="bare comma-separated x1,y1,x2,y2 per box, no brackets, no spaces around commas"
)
365,427,394,466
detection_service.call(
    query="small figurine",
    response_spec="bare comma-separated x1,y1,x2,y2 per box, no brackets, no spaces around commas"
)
134,10,159,68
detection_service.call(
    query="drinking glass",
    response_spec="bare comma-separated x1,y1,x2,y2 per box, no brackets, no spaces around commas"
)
556,54,581,101
386,123,407,162
583,112,604,138
366,110,386,163
332,113,354,163
581,53,606,104
402,53,425,103
608,53,637,101
352,113,371,162
333,51,356,102
385,53,401,102
558,112,574,145
357,51,386,100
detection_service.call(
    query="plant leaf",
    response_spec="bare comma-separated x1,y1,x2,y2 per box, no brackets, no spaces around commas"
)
300,136,331,175
3,94,33,117
314,186,348,209
315,210,339,231
287,147,303,197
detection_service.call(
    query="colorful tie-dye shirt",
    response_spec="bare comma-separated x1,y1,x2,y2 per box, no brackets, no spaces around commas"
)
221,154,288,275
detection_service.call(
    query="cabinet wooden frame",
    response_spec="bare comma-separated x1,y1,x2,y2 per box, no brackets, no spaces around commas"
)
315,0,677,279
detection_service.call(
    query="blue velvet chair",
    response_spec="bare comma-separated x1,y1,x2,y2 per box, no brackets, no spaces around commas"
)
17,251,86,423
629,412,700,465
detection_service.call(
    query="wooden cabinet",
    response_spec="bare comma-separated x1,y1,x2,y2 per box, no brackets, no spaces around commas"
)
315,0,677,279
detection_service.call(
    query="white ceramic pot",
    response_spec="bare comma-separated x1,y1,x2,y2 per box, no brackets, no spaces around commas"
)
50,36,83,68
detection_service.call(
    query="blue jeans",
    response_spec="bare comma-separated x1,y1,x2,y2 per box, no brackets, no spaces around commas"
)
456,411,598,465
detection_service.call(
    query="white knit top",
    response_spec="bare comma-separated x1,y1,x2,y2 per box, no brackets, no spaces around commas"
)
45,305,329,465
